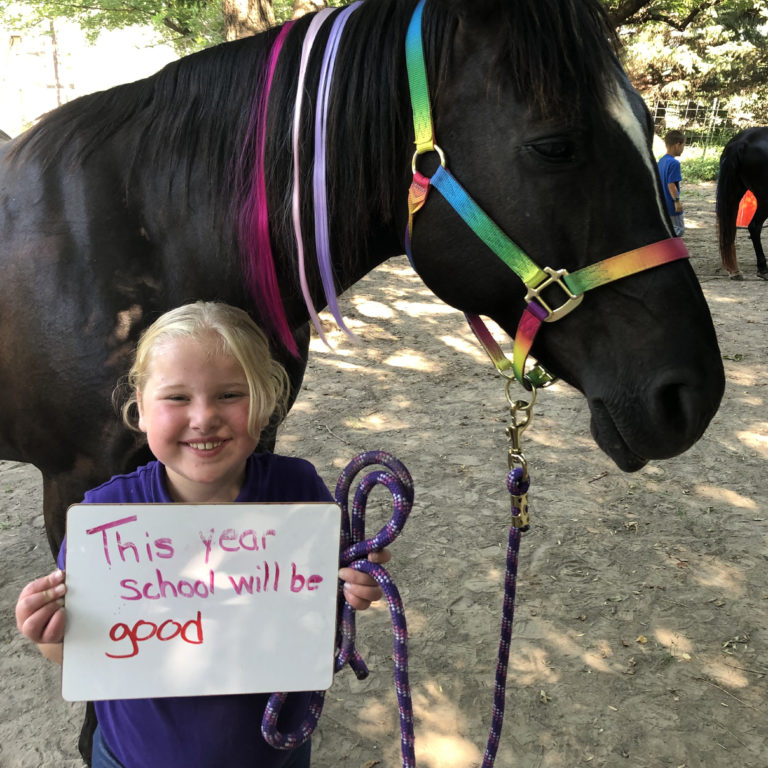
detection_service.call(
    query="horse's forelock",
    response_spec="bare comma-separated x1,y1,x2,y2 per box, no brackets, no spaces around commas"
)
437,0,621,119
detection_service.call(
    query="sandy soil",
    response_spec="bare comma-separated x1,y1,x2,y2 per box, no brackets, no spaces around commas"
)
1,182,767,768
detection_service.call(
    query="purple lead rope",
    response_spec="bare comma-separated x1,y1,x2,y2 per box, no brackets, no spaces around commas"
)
335,451,416,765
262,452,523,768
481,467,527,766
261,451,414,757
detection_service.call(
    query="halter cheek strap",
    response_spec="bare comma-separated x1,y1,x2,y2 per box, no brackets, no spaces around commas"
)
404,0,688,389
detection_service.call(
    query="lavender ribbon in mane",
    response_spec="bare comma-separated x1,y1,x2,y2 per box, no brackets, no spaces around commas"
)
312,1,362,340
291,7,336,346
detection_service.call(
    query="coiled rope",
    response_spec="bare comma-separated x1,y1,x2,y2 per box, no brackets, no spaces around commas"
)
263,451,524,768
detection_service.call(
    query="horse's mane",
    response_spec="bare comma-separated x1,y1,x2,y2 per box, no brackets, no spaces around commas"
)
262,0,427,285
9,36,274,197
10,0,620,351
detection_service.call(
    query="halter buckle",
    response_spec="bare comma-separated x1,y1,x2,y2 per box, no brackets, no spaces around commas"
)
525,267,584,323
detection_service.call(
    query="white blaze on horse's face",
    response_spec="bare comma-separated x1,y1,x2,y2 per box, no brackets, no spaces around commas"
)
605,81,672,236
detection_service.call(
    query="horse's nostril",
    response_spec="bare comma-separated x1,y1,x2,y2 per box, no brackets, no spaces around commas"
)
655,381,688,427
587,361,724,469
651,377,712,446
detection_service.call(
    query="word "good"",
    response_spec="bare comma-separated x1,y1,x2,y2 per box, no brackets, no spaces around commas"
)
107,611,203,659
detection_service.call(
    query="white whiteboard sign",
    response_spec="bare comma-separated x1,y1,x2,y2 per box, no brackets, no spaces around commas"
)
61,503,341,702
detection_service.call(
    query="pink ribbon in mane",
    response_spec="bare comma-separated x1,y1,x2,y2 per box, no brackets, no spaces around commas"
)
239,21,297,354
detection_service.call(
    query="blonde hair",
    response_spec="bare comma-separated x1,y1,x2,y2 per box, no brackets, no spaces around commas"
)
117,301,290,440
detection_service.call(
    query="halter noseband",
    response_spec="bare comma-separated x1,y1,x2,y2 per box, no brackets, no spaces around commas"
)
404,0,688,389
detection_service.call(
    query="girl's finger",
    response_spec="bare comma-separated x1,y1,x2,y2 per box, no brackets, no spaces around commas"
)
18,600,65,642
343,582,383,605
337,567,376,585
16,573,66,631
18,570,65,600
37,606,67,645
16,581,66,620
367,549,391,564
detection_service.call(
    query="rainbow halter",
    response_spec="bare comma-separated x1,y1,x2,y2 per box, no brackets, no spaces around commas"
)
404,0,688,389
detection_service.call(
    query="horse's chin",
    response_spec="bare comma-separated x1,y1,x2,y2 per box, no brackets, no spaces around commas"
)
588,406,649,473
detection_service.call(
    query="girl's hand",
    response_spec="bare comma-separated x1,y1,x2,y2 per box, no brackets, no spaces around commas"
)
15,569,67,645
339,549,392,611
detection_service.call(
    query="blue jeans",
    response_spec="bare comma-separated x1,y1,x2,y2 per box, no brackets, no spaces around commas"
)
670,212,685,237
91,727,123,768
92,725,312,767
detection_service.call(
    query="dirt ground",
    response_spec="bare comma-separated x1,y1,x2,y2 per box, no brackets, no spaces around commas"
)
1,182,767,768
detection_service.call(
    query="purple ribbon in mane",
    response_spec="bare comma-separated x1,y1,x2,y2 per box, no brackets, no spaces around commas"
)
311,2,362,341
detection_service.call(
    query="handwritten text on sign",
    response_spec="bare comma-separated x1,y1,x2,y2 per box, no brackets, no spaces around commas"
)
61,503,341,702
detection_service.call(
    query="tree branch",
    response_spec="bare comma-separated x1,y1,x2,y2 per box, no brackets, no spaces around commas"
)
642,1,717,31
162,16,192,35
621,0,723,32
611,0,652,26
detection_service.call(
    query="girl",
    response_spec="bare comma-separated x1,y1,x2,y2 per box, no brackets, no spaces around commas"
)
15,301,389,768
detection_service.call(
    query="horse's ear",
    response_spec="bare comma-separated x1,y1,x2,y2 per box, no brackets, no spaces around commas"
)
441,0,497,26
441,0,499,60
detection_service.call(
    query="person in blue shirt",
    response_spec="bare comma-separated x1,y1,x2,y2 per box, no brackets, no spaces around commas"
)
658,130,686,237
15,300,390,768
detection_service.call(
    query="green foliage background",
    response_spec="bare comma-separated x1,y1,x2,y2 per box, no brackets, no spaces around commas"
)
614,0,768,124
1,0,766,126
681,152,722,182
1,0,224,52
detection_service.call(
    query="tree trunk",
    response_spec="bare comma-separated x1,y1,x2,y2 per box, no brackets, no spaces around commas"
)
292,0,326,19
49,19,63,106
222,0,275,40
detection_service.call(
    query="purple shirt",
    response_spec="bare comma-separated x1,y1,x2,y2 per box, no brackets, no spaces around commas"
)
59,453,333,768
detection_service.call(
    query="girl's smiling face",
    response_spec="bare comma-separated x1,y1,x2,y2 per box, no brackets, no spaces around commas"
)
137,332,258,503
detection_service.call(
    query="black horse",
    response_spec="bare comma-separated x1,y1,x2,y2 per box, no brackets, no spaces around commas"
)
717,126,768,279
1,0,723,562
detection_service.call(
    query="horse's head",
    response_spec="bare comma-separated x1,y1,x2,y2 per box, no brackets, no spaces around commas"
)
406,0,724,471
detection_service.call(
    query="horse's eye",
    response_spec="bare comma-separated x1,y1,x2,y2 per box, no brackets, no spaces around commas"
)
529,140,575,162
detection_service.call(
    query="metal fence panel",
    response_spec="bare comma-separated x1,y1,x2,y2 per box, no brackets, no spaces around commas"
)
647,98,760,149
